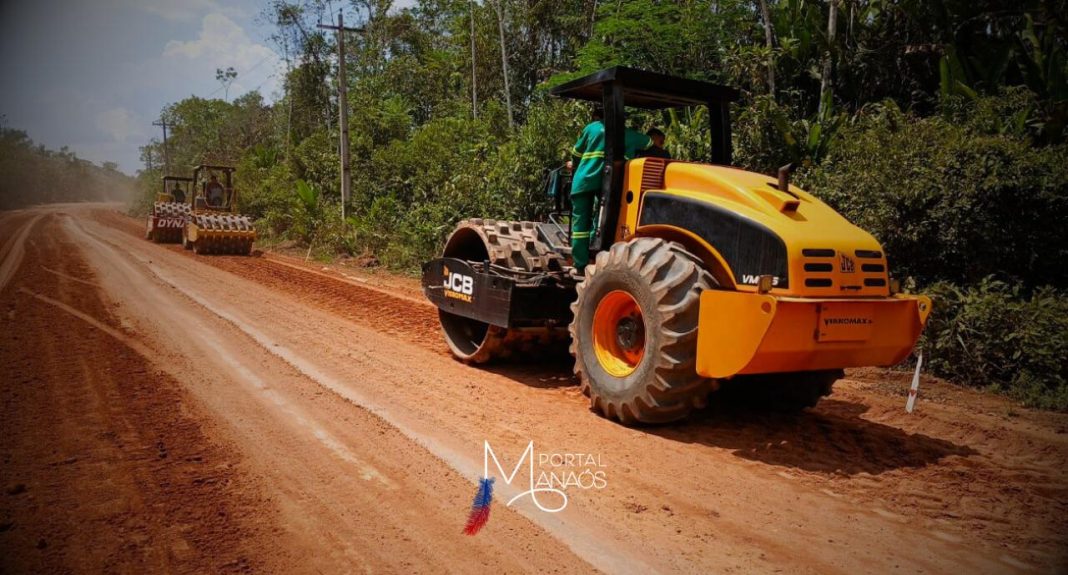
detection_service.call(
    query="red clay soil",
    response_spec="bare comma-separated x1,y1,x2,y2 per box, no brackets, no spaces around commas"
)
1,204,1065,574
0,211,281,573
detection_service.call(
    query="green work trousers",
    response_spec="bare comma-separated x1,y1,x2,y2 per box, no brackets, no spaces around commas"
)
570,191,599,272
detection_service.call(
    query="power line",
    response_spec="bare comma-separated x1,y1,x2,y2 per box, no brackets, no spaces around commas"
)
243,51,276,76
251,72,277,94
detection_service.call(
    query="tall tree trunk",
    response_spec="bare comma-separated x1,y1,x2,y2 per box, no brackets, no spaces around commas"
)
282,42,293,154
818,0,838,119
494,0,514,130
470,0,478,119
587,0,598,40
493,0,514,129
756,0,776,98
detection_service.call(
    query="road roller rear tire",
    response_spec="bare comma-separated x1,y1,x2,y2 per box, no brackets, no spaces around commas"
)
570,237,714,425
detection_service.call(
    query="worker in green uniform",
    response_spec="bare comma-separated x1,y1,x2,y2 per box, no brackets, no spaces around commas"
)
567,106,653,275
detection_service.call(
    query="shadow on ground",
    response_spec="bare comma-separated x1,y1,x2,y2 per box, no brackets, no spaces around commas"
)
649,398,977,476
490,359,977,475
483,355,577,390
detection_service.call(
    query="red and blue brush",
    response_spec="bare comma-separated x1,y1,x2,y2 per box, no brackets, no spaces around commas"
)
462,477,495,535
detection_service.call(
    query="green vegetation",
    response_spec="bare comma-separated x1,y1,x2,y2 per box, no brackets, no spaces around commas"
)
134,0,1067,409
924,280,1067,410
799,92,1068,290
0,128,135,210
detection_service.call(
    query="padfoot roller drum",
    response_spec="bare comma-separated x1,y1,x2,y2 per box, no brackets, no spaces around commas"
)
183,213,256,255
435,218,570,363
145,202,191,243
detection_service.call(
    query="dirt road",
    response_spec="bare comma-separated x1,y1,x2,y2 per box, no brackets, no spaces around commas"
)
2,204,1066,574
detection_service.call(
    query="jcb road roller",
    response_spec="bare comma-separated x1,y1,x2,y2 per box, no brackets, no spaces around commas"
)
422,67,931,424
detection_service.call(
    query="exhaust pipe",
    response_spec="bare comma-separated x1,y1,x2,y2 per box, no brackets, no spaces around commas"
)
778,163,793,194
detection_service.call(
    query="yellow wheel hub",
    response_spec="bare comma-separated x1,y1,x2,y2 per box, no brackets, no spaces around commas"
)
592,290,646,377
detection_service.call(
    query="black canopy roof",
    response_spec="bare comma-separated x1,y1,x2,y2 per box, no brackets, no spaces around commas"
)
194,164,235,172
548,66,739,109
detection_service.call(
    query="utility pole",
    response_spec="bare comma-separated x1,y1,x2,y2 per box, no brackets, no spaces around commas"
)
152,118,170,174
318,10,362,221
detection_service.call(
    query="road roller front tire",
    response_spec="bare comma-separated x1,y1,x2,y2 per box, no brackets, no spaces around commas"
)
570,238,714,425
439,310,507,363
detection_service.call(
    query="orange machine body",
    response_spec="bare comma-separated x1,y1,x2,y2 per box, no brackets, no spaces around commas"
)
615,158,930,378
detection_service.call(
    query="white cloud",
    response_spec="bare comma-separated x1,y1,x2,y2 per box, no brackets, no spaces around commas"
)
390,0,419,12
162,13,280,97
164,13,270,65
135,0,245,22
95,107,145,142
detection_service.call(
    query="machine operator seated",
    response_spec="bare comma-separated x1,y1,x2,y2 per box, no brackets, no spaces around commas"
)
205,174,225,207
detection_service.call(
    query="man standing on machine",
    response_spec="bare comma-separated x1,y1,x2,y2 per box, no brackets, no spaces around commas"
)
567,106,652,275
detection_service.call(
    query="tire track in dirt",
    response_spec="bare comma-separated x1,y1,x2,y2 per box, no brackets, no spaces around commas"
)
95,209,449,355
0,214,286,574
207,255,447,352
0,211,44,293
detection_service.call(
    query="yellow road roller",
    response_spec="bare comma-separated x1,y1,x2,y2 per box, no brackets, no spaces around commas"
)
145,175,192,244
182,164,256,256
422,67,931,424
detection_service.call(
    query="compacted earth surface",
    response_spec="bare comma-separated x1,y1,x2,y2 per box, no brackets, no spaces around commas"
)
1,204,1066,574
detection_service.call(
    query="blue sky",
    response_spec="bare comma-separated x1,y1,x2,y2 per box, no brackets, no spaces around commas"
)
0,0,408,174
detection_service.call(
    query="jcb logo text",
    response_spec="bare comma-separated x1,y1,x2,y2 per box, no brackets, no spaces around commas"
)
443,266,474,302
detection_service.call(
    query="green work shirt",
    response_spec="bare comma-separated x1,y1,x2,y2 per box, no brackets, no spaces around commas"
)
569,121,652,196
